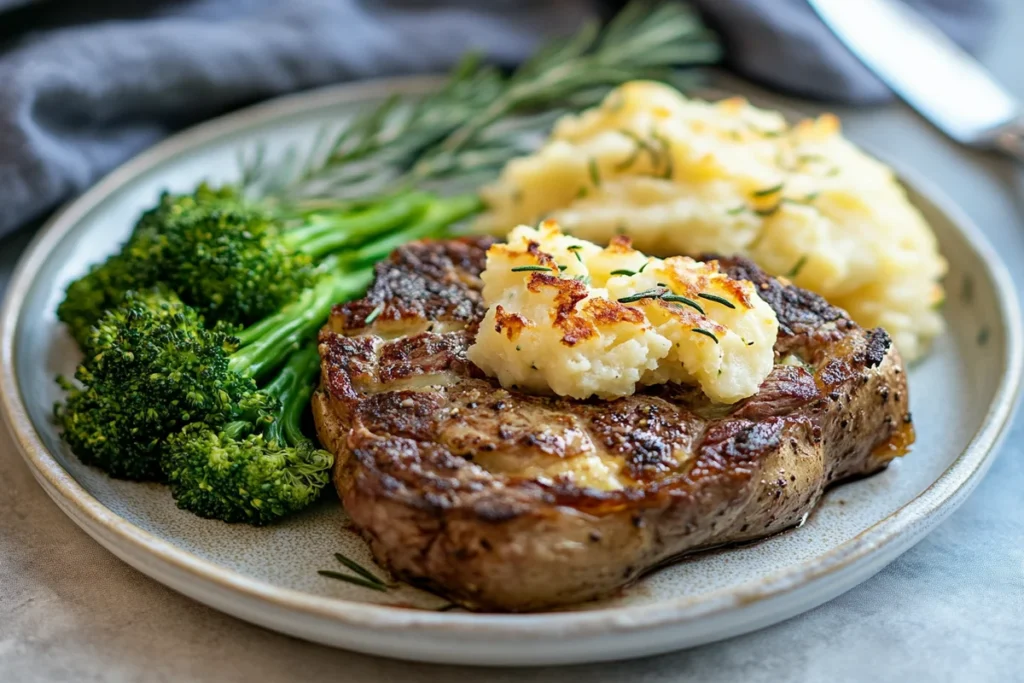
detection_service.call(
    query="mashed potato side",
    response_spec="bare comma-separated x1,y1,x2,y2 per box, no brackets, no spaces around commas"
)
477,81,946,361
467,221,779,404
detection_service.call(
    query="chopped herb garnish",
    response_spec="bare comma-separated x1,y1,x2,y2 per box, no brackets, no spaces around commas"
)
616,129,659,171
804,192,820,201
364,305,384,324
651,131,673,179
755,205,780,217
576,186,589,199
589,158,602,186
511,265,554,272
662,294,704,314
318,570,388,592
567,245,584,263
617,287,665,304
698,293,737,309
753,182,784,197
798,154,825,163
747,340,755,346
610,268,637,276
727,204,747,215
961,274,974,303
977,325,990,346
558,264,568,271
638,261,650,273
573,274,592,285
691,328,719,343
515,345,521,351
786,255,809,278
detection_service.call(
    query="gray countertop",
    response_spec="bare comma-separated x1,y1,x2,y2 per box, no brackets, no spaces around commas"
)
2,5,1022,681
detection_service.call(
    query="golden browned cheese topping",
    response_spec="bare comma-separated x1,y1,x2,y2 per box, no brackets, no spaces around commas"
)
467,221,779,403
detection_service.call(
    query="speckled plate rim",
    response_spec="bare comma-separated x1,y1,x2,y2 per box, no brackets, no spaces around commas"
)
2,75,1022,641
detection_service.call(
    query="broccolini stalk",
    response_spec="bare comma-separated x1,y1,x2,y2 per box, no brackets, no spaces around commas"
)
163,346,333,525
341,193,484,268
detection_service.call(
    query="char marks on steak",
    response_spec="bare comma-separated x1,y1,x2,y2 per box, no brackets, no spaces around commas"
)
313,237,912,612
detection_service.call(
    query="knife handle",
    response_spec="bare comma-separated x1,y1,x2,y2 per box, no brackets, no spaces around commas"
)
992,118,1024,164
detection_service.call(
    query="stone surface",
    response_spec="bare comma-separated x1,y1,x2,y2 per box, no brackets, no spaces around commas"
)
1,2,1022,680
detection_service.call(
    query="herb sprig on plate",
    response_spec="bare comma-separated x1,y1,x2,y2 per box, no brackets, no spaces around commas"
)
241,1,720,200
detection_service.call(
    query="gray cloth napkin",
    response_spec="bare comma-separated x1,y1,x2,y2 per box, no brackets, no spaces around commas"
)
0,0,996,237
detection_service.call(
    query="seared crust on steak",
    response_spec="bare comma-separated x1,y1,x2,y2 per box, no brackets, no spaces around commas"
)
313,237,912,612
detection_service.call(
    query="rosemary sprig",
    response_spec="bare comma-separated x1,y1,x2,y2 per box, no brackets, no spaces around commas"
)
610,268,637,276
242,1,720,200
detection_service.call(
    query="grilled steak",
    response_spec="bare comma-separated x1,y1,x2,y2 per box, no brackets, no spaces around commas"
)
313,236,913,612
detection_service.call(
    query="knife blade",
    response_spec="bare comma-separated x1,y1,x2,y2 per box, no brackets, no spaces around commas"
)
807,0,1023,159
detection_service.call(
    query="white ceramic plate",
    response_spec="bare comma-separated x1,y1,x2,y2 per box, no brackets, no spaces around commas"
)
1,76,1021,667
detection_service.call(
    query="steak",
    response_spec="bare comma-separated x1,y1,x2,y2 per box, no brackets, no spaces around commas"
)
313,236,913,612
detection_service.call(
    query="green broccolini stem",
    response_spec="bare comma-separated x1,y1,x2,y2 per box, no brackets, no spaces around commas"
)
228,269,373,382
261,345,322,447
281,192,431,258
342,194,483,268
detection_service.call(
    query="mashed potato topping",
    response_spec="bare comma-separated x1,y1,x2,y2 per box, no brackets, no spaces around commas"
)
467,221,779,403
477,81,946,361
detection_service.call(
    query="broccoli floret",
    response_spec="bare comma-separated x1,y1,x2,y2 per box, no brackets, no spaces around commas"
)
144,185,317,327
56,185,432,345
56,268,370,481
163,347,333,524
56,289,270,480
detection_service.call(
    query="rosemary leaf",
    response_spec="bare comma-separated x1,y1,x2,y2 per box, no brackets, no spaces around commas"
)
364,305,384,325
617,287,665,303
697,293,737,309
318,570,389,592
691,328,719,343
786,255,809,278
752,182,784,197
512,265,555,272
663,294,705,314
334,552,389,586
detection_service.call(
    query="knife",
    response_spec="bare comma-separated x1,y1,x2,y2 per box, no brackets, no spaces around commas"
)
807,0,1024,163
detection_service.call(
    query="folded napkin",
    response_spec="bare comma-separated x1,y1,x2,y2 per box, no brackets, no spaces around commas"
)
0,0,996,237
